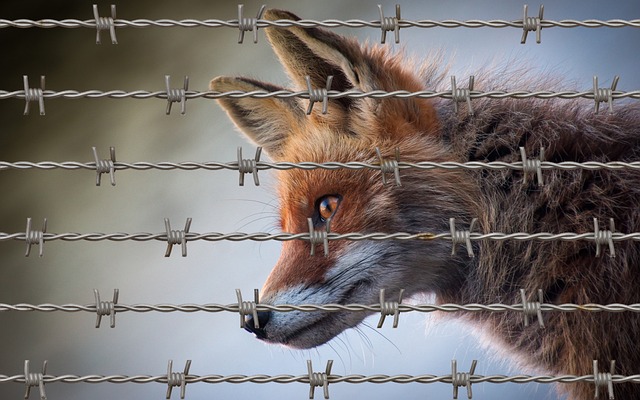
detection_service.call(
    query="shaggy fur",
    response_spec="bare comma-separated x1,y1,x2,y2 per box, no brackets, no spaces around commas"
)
211,9,640,399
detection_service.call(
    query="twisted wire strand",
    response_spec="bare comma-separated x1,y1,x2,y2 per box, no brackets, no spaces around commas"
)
1,231,639,243
1,89,640,100
1,160,640,172
1,302,639,314
1,372,640,385
1,18,639,29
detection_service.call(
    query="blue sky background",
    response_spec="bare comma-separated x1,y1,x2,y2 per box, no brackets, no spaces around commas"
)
0,1,638,399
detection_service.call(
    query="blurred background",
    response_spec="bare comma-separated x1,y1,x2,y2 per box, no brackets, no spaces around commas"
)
0,1,638,399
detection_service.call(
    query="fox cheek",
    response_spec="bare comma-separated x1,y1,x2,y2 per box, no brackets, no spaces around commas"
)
260,241,337,299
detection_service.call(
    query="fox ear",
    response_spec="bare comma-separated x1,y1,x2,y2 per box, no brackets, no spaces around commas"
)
210,76,305,160
263,9,371,111
263,9,439,137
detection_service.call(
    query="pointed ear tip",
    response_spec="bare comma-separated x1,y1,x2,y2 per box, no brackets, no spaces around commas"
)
264,8,300,21
209,76,225,90
209,76,238,91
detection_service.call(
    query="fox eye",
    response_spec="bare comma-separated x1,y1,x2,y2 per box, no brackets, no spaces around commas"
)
317,195,341,222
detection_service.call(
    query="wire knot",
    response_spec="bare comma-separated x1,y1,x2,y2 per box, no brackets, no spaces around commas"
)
166,360,191,399
308,218,331,256
377,289,404,328
376,147,402,186
593,360,616,400
236,289,260,329
24,360,47,400
450,218,477,258
451,359,477,399
519,147,544,186
520,289,545,327
521,4,543,44
92,146,116,186
451,76,475,115
25,217,47,257
165,75,189,115
164,218,192,257
23,75,45,116
237,4,266,44
308,360,333,399
93,4,118,44
594,218,616,258
305,75,333,115
593,75,619,114
378,4,401,44
94,289,118,328
237,147,261,186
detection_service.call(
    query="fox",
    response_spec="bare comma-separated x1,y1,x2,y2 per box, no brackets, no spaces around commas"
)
210,8,640,399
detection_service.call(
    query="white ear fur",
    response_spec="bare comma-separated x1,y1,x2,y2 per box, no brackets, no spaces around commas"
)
209,76,305,160
264,9,374,94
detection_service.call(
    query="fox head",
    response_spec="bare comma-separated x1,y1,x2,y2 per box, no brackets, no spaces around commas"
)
211,9,478,348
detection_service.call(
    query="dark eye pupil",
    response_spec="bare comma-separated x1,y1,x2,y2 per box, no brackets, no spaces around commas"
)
321,199,333,212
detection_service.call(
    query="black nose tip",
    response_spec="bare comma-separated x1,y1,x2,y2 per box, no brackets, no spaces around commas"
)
244,311,271,339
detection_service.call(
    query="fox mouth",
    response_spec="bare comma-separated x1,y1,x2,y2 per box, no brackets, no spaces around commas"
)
256,279,373,348
273,313,345,347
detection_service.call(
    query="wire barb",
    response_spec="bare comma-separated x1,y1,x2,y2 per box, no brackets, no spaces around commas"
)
93,4,117,44
593,360,616,400
164,218,192,257
236,289,260,329
377,288,404,328
24,217,47,257
376,147,402,186
307,360,332,399
520,288,545,327
451,76,475,115
94,289,118,328
92,146,116,186
521,4,543,44
520,146,545,186
165,75,189,115
378,4,401,44
308,217,331,256
237,4,266,44
594,218,616,258
22,75,45,116
451,359,477,399
450,218,477,258
166,360,191,399
305,75,333,115
237,146,261,186
23,360,47,400
593,75,619,114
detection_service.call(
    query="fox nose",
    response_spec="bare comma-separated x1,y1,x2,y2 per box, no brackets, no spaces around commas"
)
244,311,271,339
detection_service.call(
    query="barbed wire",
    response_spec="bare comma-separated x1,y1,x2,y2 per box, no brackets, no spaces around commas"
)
1,88,640,101
2,159,640,172
2,7,638,400
1,230,639,243
1,371,640,385
1,301,639,314
1,17,639,30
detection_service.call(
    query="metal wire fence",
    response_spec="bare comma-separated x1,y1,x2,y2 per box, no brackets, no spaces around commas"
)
2,3,640,400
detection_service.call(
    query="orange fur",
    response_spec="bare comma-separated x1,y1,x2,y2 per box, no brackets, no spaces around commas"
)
211,8,640,399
